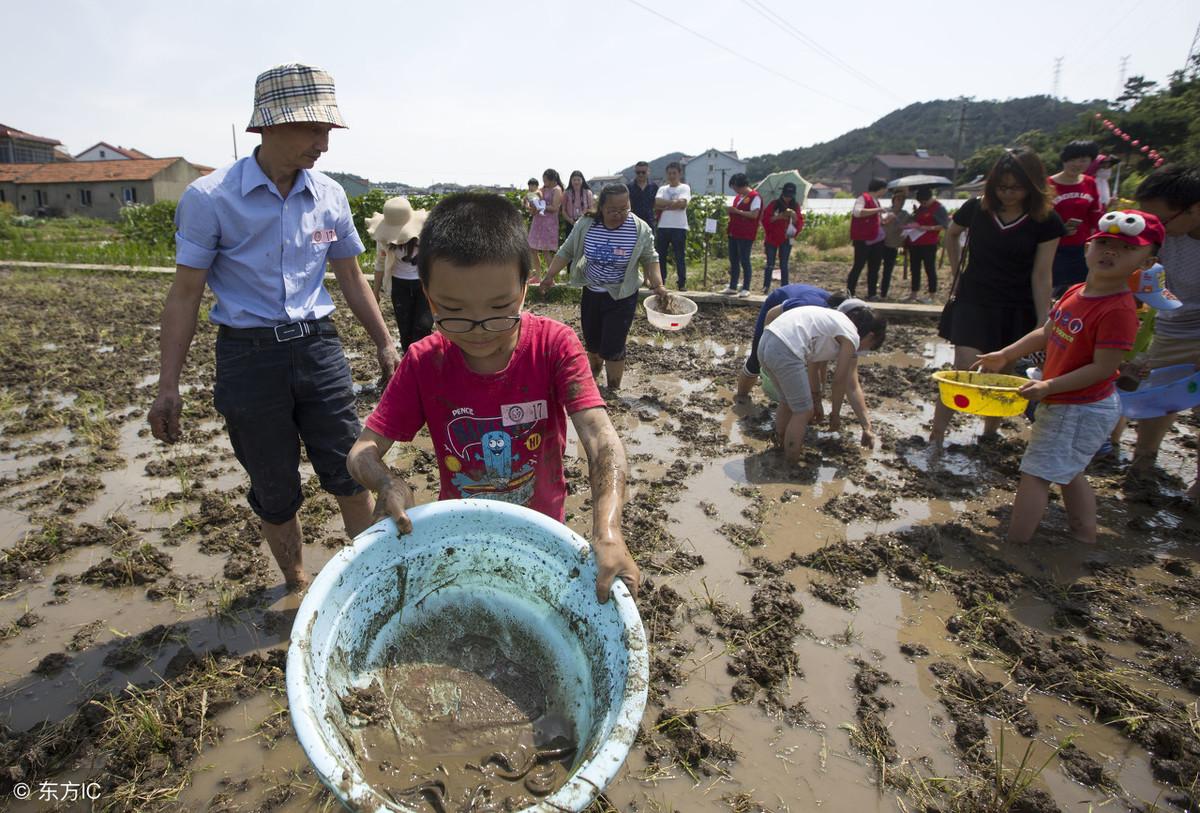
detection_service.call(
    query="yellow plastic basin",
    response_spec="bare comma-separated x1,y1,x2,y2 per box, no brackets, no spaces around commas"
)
932,370,1030,417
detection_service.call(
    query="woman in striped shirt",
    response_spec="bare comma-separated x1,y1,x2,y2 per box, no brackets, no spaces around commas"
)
541,183,669,389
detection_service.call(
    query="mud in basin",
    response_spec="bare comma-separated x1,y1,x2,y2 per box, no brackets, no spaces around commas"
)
286,500,649,813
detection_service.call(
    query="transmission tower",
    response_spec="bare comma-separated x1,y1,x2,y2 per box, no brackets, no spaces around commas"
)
1187,19,1200,70
1116,55,1130,100
1052,57,1063,99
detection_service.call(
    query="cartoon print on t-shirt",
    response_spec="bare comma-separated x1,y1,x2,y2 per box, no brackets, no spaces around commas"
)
444,410,538,507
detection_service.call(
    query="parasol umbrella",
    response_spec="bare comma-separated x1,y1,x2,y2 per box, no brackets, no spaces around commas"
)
887,174,953,190
755,170,812,207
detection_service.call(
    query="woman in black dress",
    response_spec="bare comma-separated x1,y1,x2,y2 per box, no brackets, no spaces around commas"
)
929,149,1064,452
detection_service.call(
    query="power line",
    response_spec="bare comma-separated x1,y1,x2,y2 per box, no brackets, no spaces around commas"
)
623,0,871,113
738,0,900,101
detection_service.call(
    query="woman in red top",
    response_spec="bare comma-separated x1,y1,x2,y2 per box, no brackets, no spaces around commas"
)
721,173,762,297
1048,140,1104,292
846,177,890,299
761,182,804,293
906,188,948,302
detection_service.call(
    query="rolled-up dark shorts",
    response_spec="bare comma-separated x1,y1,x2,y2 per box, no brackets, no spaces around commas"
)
580,288,638,361
212,326,364,524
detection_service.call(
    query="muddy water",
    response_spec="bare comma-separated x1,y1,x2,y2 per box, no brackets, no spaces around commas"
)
3,271,1200,812
339,653,575,810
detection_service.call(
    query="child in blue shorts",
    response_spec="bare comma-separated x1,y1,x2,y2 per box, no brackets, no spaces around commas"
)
976,210,1166,543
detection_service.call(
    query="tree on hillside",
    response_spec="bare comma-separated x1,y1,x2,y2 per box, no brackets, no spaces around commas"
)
1116,75,1159,111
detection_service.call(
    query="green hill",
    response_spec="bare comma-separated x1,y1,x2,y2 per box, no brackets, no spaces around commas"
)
746,96,1100,183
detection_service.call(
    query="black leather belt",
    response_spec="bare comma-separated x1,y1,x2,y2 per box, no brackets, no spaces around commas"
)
217,318,338,342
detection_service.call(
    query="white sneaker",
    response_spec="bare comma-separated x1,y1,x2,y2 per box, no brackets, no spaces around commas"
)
720,287,738,295
737,289,750,298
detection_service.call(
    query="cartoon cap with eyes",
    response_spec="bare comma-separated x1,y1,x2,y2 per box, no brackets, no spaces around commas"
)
1090,210,1165,248
1128,262,1182,310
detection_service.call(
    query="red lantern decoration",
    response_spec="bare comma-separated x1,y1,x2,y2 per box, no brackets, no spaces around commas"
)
1122,134,1132,142
1103,119,1112,126
1155,159,1165,167
1114,128,1123,136
1141,145,1150,153
1094,112,1103,119
1132,140,1140,146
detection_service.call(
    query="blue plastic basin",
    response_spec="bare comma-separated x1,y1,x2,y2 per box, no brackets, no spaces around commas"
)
286,499,648,812
1119,363,1200,420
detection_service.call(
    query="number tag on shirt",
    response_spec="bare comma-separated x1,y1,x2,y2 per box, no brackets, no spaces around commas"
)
312,229,338,244
501,399,548,427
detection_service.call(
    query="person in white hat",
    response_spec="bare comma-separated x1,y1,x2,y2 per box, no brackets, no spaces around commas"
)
148,63,400,591
368,197,431,354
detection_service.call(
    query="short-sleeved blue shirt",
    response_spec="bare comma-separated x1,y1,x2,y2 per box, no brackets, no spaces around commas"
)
174,150,365,328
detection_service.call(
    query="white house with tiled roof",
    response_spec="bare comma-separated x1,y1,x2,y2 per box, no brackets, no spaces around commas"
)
74,142,154,162
682,148,747,195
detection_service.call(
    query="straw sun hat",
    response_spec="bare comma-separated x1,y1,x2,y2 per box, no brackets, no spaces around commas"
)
366,197,428,246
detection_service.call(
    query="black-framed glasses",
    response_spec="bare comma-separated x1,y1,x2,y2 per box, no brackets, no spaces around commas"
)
434,315,521,334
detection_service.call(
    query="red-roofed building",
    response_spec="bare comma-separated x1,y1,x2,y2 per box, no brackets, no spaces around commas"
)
0,158,209,219
0,124,62,164
74,141,154,161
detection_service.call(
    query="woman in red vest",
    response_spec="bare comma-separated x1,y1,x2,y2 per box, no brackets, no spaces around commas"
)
761,182,804,293
906,187,949,302
847,178,890,299
721,173,762,297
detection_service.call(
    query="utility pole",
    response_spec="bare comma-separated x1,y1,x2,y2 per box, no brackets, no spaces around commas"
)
1052,57,1063,99
231,123,238,161
1116,55,1130,101
949,98,975,196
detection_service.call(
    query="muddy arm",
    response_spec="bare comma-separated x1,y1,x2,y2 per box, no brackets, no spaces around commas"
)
331,256,401,382
148,265,208,444
571,406,640,603
347,428,414,534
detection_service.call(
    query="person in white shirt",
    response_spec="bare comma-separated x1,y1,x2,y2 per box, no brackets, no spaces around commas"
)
758,300,887,462
654,161,691,290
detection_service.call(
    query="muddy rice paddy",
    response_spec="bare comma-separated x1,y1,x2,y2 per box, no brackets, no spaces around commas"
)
1,265,1198,812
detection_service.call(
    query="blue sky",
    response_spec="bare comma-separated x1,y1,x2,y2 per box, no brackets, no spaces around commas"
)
6,0,1197,184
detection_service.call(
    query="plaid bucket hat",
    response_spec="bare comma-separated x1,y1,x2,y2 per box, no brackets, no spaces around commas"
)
246,63,347,133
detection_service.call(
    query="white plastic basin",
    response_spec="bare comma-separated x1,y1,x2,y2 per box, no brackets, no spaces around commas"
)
643,293,698,331
287,499,648,812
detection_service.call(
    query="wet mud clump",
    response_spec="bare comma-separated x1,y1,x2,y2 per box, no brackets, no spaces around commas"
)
723,577,803,700
644,708,737,774
822,492,897,523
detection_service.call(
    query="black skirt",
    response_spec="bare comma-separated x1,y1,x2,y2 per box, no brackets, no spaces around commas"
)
947,299,1038,354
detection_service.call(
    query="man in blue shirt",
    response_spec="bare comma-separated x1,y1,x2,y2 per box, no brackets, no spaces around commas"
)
148,64,400,591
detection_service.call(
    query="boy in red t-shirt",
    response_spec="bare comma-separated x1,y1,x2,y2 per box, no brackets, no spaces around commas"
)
347,193,639,603
977,210,1165,544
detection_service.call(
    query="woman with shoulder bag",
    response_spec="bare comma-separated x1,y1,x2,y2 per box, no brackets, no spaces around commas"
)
929,148,1064,454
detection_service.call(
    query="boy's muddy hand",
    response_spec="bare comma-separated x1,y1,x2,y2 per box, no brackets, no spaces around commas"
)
592,534,640,604
861,429,876,449
374,480,414,534
973,351,1008,373
377,344,402,383
540,276,555,294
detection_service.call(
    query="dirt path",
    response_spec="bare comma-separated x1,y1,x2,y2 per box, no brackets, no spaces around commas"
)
0,267,1197,812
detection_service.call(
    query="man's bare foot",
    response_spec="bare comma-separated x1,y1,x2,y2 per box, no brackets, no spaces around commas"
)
284,575,310,593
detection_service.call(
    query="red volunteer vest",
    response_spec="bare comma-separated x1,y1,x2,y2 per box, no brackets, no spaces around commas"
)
849,193,880,241
728,190,762,240
910,202,944,246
